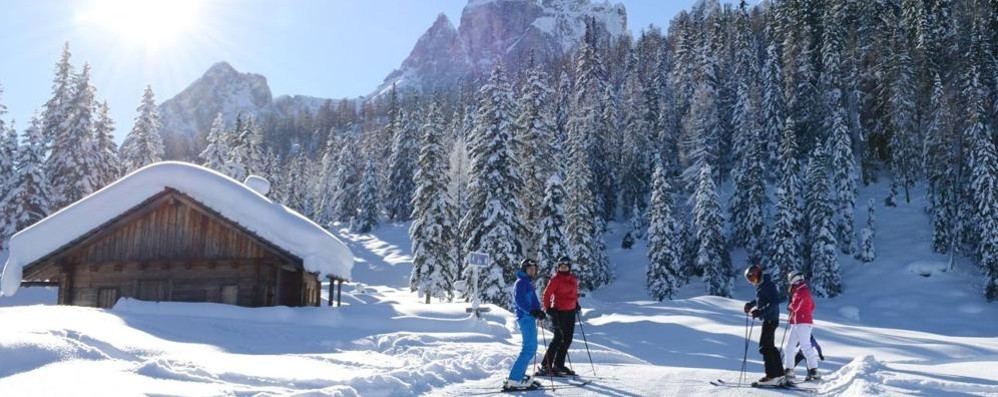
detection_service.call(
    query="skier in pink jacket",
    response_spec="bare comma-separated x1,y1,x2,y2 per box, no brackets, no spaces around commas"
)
782,271,821,383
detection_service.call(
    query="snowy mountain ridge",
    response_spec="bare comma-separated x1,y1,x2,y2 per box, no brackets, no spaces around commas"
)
156,0,627,159
375,0,627,96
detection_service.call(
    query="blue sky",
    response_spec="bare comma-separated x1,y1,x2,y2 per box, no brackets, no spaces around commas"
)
0,0,725,141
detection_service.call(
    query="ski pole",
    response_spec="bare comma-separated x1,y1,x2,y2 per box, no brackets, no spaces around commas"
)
778,314,791,367
576,310,597,377
534,319,554,388
738,313,751,386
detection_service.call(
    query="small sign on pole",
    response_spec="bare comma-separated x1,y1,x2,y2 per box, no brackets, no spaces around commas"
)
465,251,492,318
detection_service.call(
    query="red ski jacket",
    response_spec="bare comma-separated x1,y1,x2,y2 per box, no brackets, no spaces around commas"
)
788,282,815,324
542,272,579,312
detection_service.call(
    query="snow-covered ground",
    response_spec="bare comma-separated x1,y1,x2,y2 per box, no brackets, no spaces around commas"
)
2,184,998,396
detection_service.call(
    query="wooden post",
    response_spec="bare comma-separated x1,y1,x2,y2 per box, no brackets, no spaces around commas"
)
275,266,283,306
337,279,343,307
327,277,334,307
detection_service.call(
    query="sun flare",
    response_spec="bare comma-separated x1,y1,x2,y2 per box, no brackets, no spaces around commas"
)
81,0,202,50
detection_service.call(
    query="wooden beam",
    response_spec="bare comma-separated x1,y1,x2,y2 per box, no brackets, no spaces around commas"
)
337,279,343,307
327,277,334,307
20,281,59,287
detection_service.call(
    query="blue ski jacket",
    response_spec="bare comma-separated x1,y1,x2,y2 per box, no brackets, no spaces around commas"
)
747,274,780,322
513,270,541,320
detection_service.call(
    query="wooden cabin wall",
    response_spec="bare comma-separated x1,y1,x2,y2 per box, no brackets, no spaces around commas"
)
47,193,315,308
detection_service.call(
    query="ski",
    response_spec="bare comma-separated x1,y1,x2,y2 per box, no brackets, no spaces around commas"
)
709,379,749,388
749,382,818,393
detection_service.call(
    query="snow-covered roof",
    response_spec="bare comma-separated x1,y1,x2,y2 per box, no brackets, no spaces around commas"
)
0,161,353,297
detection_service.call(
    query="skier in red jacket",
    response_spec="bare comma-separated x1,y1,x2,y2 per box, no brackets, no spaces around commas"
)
537,256,579,377
782,271,821,383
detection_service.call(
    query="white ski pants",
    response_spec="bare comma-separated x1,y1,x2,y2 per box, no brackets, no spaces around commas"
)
782,323,819,370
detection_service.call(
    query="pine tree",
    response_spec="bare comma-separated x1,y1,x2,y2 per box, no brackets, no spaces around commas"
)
966,86,998,300
460,62,525,307
330,140,361,224
681,43,721,191
646,164,683,300
515,53,558,255
93,101,120,188
923,74,954,253
244,119,266,177
0,100,17,246
2,115,51,237
385,106,418,222
829,105,857,255
284,152,309,213
200,113,230,175
226,115,251,182
887,5,919,206
694,163,731,297
536,174,569,289
857,198,876,263
803,144,841,298
120,85,164,172
409,101,457,303
354,156,380,234
619,62,653,218
48,63,100,209
40,43,75,147
315,132,341,226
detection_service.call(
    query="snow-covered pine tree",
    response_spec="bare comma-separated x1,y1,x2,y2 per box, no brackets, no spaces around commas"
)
40,43,74,147
646,164,683,301
284,151,309,214
564,104,601,291
729,34,767,263
226,115,250,182
514,52,558,255
200,113,230,175
409,101,457,303
0,98,17,245
694,163,731,297
459,62,525,307
887,5,920,206
619,61,652,218
2,115,51,237
536,174,569,289
93,100,120,188
48,63,100,209
857,198,876,263
761,29,786,172
681,40,721,192
923,74,954,254
0,83,15,198
353,156,380,234
314,132,341,226
447,134,471,277
330,140,361,224
245,119,266,177
384,106,417,222
965,80,998,300
120,85,164,172
803,143,841,298
829,105,857,255
770,118,803,291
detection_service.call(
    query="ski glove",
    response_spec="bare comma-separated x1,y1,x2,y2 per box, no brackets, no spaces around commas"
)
574,303,581,313
546,308,556,317
743,302,754,314
531,309,547,320
750,308,761,319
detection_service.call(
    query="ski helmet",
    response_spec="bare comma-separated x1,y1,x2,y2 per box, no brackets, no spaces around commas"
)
556,256,571,270
520,258,538,271
788,270,804,286
744,265,763,284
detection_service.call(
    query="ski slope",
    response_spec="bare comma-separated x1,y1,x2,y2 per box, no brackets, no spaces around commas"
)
1,183,997,396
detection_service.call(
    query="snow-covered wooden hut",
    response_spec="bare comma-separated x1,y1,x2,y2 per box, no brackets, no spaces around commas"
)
0,162,353,308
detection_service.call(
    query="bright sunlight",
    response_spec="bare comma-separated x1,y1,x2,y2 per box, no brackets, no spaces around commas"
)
79,0,202,51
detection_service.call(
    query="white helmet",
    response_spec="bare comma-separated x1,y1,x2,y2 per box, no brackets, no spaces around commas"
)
788,270,804,286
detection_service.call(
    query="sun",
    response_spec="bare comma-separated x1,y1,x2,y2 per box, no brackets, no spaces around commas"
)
80,0,202,51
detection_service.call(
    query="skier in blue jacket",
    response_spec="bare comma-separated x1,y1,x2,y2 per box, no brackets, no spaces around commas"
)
743,265,783,386
505,259,547,391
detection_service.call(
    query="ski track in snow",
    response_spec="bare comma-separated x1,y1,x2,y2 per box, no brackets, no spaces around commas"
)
2,185,998,396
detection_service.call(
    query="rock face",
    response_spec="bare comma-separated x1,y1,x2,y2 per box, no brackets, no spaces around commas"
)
157,0,627,159
375,0,627,96
158,62,330,160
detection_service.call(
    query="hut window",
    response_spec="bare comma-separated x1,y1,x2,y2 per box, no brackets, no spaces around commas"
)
221,285,238,305
97,288,119,309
